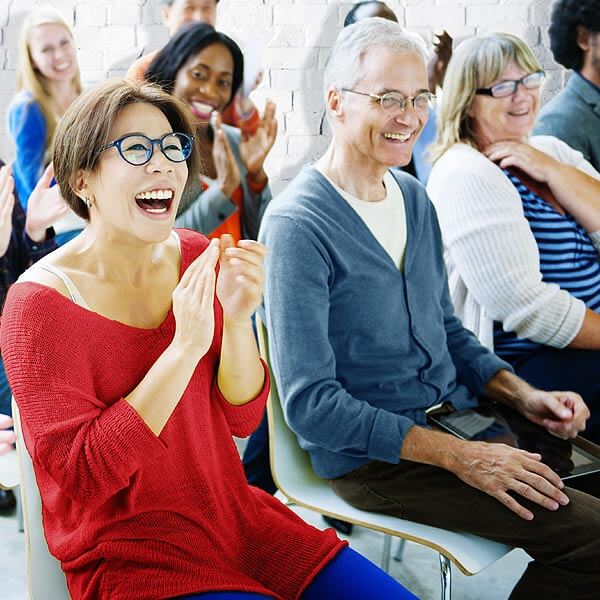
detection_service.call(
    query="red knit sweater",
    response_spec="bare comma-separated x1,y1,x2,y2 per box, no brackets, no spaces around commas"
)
0,229,344,600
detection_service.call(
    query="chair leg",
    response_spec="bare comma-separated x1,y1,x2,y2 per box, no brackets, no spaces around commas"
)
381,534,392,572
394,538,406,562
439,553,452,600
16,486,24,533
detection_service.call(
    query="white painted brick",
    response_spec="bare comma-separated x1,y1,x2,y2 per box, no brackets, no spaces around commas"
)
75,5,106,27
267,26,305,48
273,5,335,27
137,25,170,49
76,49,103,71
98,26,136,49
406,6,465,28
141,4,164,26
263,47,319,70
271,68,324,92
107,4,141,27
467,5,529,28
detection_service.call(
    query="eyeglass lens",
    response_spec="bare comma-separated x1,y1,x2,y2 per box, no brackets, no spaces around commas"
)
491,72,543,97
380,92,433,114
119,134,192,165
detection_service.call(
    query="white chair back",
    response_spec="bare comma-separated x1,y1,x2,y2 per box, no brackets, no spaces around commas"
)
12,399,69,600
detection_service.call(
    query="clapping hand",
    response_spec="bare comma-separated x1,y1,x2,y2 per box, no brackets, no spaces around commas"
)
216,234,266,324
239,100,277,178
428,30,453,91
211,112,241,198
0,164,16,257
25,163,69,242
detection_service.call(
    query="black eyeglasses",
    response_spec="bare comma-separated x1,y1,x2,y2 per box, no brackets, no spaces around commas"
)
98,132,194,166
475,71,545,98
341,89,436,115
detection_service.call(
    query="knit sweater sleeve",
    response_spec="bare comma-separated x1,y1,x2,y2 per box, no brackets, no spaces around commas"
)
0,284,168,508
8,95,46,211
428,146,585,348
261,212,411,465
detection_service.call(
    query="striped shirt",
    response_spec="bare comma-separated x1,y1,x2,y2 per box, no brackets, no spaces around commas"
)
494,170,600,360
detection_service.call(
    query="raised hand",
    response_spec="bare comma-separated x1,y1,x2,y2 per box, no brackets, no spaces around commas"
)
452,439,569,520
25,163,69,242
239,99,278,177
428,30,453,91
216,234,266,324
0,414,16,457
211,111,241,198
172,238,220,362
0,164,16,257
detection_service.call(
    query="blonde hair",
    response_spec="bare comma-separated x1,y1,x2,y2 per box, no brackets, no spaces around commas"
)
16,6,82,158
429,32,542,161
54,79,202,220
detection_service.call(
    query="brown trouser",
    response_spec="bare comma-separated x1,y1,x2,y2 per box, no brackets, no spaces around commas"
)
328,460,600,600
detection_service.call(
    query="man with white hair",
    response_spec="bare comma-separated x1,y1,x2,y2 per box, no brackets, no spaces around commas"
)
260,18,600,598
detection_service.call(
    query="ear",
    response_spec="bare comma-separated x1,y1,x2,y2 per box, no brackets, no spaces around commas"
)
576,25,592,51
326,87,344,121
73,169,92,199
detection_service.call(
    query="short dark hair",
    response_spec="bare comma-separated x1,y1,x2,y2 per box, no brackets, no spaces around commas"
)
343,1,397,27
53,79,201,220
548,0,600,71
146,22,243,109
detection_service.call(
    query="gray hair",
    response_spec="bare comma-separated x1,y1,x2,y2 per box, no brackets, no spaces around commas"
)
323,17,429,100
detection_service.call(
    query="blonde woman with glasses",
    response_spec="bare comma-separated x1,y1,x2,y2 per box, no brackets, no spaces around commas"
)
427,33,600,441
8,5,85,245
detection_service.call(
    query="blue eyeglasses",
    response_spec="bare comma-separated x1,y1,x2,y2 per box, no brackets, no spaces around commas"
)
98,132,194,166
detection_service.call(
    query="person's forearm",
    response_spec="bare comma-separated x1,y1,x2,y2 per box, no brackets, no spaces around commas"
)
400,424,465,471
546,163,600,232
482,368,535,411
247,167,268,188
217,317,265,405
125,341,201,436
568,307,600,349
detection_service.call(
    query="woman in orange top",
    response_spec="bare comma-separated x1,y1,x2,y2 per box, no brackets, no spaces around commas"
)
147,23,276,242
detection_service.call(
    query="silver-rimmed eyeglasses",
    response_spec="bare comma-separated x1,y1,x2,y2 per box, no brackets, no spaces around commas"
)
475,71,545,98
341,89,436,115
98,132,194,166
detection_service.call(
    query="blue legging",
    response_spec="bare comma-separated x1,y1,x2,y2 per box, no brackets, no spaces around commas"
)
179,547,416,599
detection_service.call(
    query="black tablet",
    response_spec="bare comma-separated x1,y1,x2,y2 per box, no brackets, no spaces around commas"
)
426,401,600,481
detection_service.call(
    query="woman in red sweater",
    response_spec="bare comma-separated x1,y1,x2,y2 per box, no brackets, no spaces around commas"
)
0,79,414,600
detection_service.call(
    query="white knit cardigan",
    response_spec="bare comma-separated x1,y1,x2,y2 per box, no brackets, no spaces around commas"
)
427,136,600,350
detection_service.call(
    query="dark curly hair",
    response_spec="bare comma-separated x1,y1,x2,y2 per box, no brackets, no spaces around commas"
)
343,1,397,27
548,0,600,70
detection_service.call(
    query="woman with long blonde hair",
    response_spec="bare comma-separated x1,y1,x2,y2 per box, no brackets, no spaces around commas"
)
8,5,85,245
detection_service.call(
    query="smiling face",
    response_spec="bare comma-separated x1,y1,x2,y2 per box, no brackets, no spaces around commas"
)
333,47,429,170
163,0,217,36
28,23,78,83
172,42,234,123
84,103,189,243
468,61,540,147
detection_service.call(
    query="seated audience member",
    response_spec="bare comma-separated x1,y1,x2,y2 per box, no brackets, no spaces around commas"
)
127,0,259,133
8,6,85,245
343,1,452,183
147,23,276,242
534,0,600,171
427,33,600,441
0,160,62,512
0,78,416,600
260,18,600,599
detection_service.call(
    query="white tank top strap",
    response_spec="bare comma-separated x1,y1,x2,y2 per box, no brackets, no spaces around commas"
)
32,264,91,310
170,229,181,250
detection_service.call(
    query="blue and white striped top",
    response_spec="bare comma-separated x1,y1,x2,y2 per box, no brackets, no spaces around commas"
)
494,170,600,360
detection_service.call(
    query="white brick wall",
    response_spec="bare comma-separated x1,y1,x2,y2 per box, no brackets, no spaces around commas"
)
0,0,563,193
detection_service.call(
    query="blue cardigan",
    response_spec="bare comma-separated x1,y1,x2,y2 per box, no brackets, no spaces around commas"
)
260,166,512,479
8,91,46,211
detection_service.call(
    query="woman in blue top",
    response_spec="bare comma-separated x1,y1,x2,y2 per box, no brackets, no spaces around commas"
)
8,5,85,246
